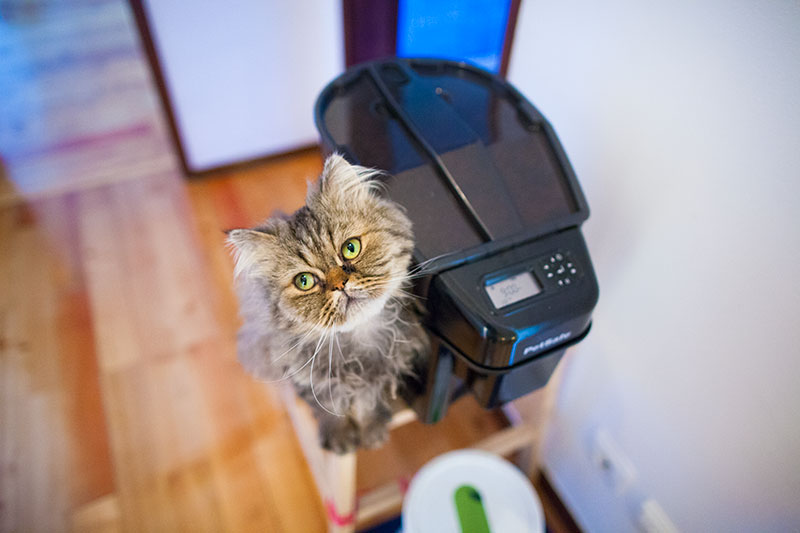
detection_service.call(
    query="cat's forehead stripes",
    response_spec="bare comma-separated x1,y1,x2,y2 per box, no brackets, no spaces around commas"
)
288,206,372,258
294,249,318,270
287,209,334,262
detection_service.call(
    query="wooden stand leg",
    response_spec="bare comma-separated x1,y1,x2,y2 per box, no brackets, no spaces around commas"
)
280,385,358,533
324,452,357,533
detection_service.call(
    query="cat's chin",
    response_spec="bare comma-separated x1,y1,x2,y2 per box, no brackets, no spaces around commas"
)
335,293,391,332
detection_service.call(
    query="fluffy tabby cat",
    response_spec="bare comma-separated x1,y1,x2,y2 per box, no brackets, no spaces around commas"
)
227,155,429,453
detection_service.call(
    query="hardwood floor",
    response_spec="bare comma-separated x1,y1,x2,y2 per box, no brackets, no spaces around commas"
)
1,151,512,532
0,2,515,531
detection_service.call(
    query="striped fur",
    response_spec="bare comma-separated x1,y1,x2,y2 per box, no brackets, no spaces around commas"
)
228,155,428,453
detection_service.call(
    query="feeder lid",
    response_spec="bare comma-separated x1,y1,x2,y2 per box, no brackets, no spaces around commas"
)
315,58,590,270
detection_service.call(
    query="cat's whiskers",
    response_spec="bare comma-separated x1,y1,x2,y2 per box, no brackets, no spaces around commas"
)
309,326,343,417
386,301,414,328
333,332,366,381
357,277,408,290
407,251,458,272
396,288,422,300
360,268,439,288
374,253,458,284
360,280,422,302
258,312,333,385
257,343,319,384
355,276,398,289
308,300,336,334
334,328,346,406
271,326,316,364
328,324,337,412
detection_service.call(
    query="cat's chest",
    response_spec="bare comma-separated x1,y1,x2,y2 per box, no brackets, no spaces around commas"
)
330,330,399,360
290,327,405,374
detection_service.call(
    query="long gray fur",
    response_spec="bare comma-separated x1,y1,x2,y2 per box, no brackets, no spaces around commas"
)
228,155,429,453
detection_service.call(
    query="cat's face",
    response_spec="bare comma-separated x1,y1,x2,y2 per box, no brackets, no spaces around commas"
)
228,155,414,333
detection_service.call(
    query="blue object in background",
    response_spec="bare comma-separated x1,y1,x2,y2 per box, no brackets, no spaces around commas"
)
397,0,512,73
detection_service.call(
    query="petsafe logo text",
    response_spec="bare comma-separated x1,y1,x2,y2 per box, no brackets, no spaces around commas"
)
523,331,572,356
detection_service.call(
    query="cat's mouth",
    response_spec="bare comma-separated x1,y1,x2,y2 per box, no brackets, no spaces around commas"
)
335,288,375,322
340,293,363,314
332,287,390,331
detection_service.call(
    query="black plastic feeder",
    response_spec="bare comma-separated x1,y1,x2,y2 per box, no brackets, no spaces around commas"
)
314,58,599,423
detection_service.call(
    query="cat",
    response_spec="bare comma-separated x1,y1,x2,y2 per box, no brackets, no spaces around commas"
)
227,154,429,454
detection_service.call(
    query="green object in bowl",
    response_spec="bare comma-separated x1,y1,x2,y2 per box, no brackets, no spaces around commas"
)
454,484,491,533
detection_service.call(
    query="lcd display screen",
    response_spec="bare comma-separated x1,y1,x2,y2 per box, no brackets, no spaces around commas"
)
485,271,541,308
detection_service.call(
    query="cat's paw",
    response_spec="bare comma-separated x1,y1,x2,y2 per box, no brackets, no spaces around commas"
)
359,423,389,450
319,421,361,455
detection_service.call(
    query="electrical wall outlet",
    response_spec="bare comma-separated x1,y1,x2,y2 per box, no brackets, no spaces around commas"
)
584,429,678,531
635,499,679,533
589,428,636,494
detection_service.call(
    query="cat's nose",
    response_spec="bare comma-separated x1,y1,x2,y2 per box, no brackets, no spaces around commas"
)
327,266,349,291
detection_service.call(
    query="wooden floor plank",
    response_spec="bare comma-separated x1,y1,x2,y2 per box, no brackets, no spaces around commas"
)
0,195,117,531
71,494,122,533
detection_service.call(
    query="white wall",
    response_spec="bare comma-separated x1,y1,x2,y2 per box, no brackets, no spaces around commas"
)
142,0,343,172
509,1,800,531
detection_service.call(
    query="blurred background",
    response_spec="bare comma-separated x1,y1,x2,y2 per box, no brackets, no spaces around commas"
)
1,0,799,532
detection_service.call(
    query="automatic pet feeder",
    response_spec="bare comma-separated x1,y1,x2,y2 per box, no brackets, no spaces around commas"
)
315,58,598,423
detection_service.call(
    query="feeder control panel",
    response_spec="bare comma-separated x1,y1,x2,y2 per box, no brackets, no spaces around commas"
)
483,250,584,310
536,251,581,288
484,271,542,309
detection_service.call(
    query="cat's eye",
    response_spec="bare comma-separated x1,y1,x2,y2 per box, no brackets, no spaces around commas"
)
341,237,362,260
294,272,316,291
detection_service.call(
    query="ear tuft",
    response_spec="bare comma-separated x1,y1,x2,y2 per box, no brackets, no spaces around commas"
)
322,153,352,179
310,153,384,203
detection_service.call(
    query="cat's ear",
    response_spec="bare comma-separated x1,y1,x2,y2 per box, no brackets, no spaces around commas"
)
226,227,278,278
309,154,382,204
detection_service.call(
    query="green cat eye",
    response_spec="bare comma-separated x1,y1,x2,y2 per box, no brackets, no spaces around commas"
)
341,237,362,260
294,272,316,291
